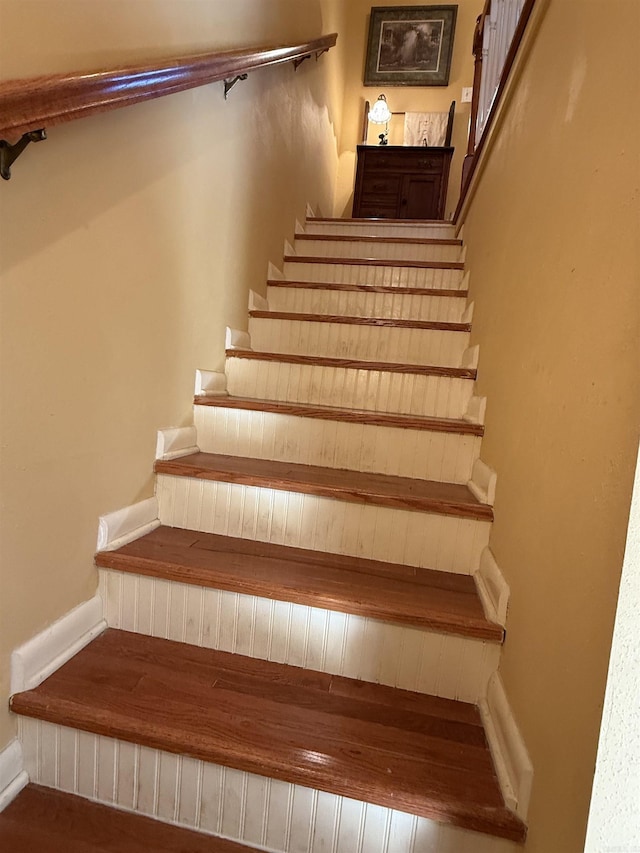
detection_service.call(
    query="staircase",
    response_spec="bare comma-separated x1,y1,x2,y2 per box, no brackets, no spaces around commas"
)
3,216,529,851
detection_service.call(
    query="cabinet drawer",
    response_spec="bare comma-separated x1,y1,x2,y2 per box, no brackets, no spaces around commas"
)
361,149,446,174
360,174,401,195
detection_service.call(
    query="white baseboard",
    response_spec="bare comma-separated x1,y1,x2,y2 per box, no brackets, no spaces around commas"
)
284,238,295,257
195,369,227,397
474,547,510,625
155,426,199,461
11,594,106,694
295,218,305,236
461,300,474,324
225,327,251,351
468,458,497,506
305,202,316,219
462,344,479,369
0,739,28,813
248,289,269,312
463,395,487,425
96,497,160,552
480,672,534,818
267,262,284,281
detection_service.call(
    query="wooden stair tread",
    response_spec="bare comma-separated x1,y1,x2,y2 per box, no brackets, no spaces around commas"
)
284,255,464,270
96,526,503,641
194,395,484,435
11,630,526,842
0,784,256,853
154,453,494,520
249,310,471,332
296,233,462,246
267,278,468,297
226,349,477,378
307,217,453,225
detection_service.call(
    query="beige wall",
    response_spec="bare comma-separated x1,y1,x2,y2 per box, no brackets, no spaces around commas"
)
334,0,482,219
459,1,640,850
0,0,347,750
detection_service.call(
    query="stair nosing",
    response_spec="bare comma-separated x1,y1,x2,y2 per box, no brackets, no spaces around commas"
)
284,255,464,270
295,233,462,247
154,452,494,521
225,349,477,379
11,630,526,842
194,395,484,435
96,527,503,642
307,217,454,225
267,279,468,297
248,311,471,332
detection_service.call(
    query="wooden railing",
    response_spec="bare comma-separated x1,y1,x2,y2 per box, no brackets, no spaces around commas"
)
460,0,536,197
0,33,337,179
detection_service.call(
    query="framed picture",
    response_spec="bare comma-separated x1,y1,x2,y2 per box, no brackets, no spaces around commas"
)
364,5,458,87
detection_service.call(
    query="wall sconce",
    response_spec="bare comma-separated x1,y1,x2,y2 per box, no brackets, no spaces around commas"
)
368,94,391,145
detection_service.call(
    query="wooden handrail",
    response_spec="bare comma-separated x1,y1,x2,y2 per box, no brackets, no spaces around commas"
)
0,33,337,176
454,0,537,221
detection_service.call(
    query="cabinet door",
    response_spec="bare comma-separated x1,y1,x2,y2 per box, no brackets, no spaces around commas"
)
400,174,443,220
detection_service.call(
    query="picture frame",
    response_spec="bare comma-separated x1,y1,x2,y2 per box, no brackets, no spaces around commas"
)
364,5,458,87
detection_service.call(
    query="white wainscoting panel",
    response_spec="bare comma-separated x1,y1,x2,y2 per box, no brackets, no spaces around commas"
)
156,476,491,574
19,719,521,853
194,406,481,484
99,570,499,703
225,359,474,420
248,318,469,368
266,286,467,323
283,261,464,291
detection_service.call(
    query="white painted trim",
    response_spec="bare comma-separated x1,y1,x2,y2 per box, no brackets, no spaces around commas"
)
0,740,28,813
248,289,269,312
295,218,305,235
11,595,106,694
474,547,510,625
284,238,295,257
267,262,284,281
305,202,316,219
195,369,228,397
155,426,199,461
461,300,474,324
463,395,487,425
460,269,470,293
468,458,497,506
459,243,467,264
462,344,479,369
480,672,534,818
96,497,160,552
225,327,251,351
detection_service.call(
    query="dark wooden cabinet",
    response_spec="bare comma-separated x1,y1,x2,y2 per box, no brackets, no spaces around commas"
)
352,145,454,220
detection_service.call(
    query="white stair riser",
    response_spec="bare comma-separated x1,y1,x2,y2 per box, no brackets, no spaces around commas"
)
248,319,470,368
156,475,491,574
100,571,499,702
284,261,463,290
305,222,457,239
226,359,474,419
194,406,481,484
267,286,467,323
20,719,519,853
294,239,461,263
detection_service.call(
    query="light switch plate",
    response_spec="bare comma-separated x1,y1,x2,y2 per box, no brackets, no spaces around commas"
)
462,87,473,103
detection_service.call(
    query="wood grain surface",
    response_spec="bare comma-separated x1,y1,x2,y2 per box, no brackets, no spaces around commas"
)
284,255,464,270
193,395,484,435
154,453,494,520
96,526,503,641
11,630,526,841
266,279,468,298
225,349,477,378
248,311,471,332
0,34,337,142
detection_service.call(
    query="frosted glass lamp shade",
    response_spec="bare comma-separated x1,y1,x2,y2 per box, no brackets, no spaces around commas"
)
368,94,392,124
